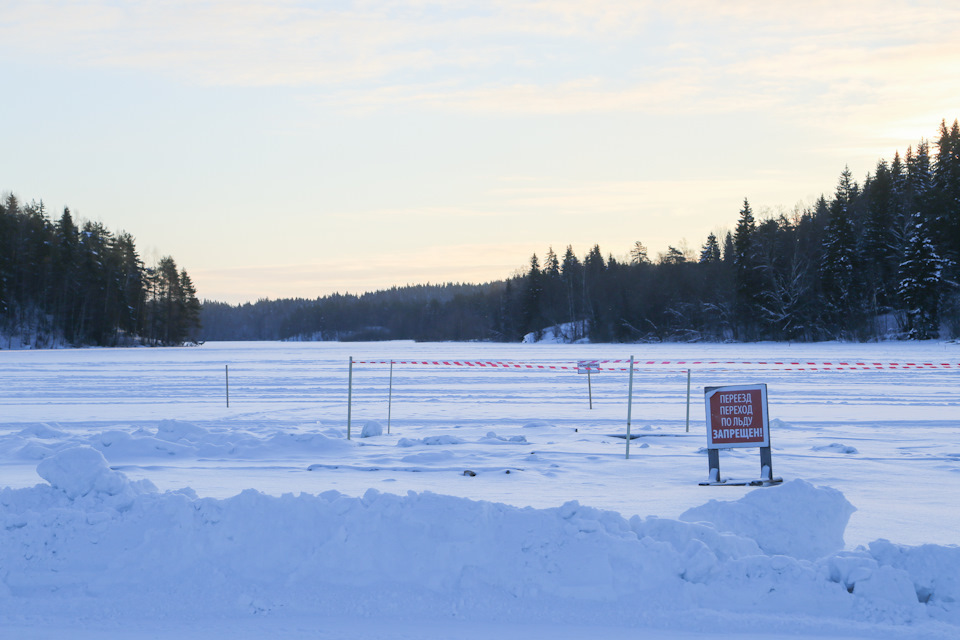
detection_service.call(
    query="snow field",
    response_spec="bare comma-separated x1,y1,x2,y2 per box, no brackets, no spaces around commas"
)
2,445,958,638
1,340,959,638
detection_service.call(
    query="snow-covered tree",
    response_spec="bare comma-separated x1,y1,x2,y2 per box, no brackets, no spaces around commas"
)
819,170,864,336
699,233,721,263
898,212,950,339
629,241,650,265
933,120,960,261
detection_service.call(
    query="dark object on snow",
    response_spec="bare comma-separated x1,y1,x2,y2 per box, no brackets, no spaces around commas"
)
463,470,476,477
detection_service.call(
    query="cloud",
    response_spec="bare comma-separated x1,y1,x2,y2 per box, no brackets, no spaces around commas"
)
5,1,956,119
1,0,955,163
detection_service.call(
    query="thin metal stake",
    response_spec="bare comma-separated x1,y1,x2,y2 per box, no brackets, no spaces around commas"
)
387,360,394,434
587,366,593,409
625,355,635,459
685,368,691,432
347,356,353,440
225,365,230,408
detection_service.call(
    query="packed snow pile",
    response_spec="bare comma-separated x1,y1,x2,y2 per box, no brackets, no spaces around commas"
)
5,419,352,462
1,448,957,637
359,420,384,438
679,479,855,561
36,445,157,503
813,442,860,454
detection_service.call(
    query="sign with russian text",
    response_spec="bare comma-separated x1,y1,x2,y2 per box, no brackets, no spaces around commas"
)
577,360,601,374
705,384,769,449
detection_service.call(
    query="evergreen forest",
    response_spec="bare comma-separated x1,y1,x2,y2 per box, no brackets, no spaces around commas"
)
4,118,959,347
0,195,201,348
201,119,960,344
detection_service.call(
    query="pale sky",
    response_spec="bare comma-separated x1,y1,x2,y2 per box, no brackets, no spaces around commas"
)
2,1,958,304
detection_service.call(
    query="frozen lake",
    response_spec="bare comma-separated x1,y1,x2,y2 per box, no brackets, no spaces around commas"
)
1,341,959,639
3,340,958,546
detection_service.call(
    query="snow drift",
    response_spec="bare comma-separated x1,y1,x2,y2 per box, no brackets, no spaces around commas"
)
1,447,958,637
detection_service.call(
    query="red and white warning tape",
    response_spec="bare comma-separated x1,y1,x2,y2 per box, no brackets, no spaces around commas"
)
352,360,579,370
588,359,959,371
352,359,959,372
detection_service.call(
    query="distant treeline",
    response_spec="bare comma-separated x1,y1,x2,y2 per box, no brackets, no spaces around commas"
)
201,118,960,343
0,195,201,348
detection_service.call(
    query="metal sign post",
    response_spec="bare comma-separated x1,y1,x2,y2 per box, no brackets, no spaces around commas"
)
625,355,635,459
387,360,394,434
347,356,353,440
577,360,599,409
588,367,593,409
700,383,782,486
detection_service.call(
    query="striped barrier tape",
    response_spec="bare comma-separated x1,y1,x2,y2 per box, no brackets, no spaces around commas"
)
589,359,958,371
351,359,959,372
352,360,580,370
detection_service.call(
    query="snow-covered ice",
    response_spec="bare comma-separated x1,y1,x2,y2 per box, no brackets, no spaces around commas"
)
1,341,958,638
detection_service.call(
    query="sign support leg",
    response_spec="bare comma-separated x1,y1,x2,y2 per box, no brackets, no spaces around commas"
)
760,446,773,481
225,364,229,408
707,448,721,483
685,368,691,432
587,367,593,410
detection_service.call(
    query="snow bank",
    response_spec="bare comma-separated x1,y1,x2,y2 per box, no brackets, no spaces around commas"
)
478,431,528,444
36,446,157,502
1,453,957,636
397,435,466,447
3,419,352,462
679,479,856,561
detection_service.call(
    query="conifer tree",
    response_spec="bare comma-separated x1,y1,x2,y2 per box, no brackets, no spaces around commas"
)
862,160,901,313
582,245,608,339
661,246,686,264
52,208,81,340
734,199,756,270
522,253,543,338
905,142,933,222
699,233,721,263
898,212,949,339
179,269,202,339
721,231,735,265
733,198,761,337
540,246,565,330
820,170,863,337
544,247,560,277
113,232,146,338
559,245,583,335
933,119,960,261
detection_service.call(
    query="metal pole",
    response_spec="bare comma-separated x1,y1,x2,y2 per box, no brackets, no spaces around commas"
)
387,360,394,435
225,365,229,408
625,355,634,459
685,368,691,432
347,356,353,440
587,366,593,410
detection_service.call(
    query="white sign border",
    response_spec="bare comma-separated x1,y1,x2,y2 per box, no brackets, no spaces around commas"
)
704,383,770,449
